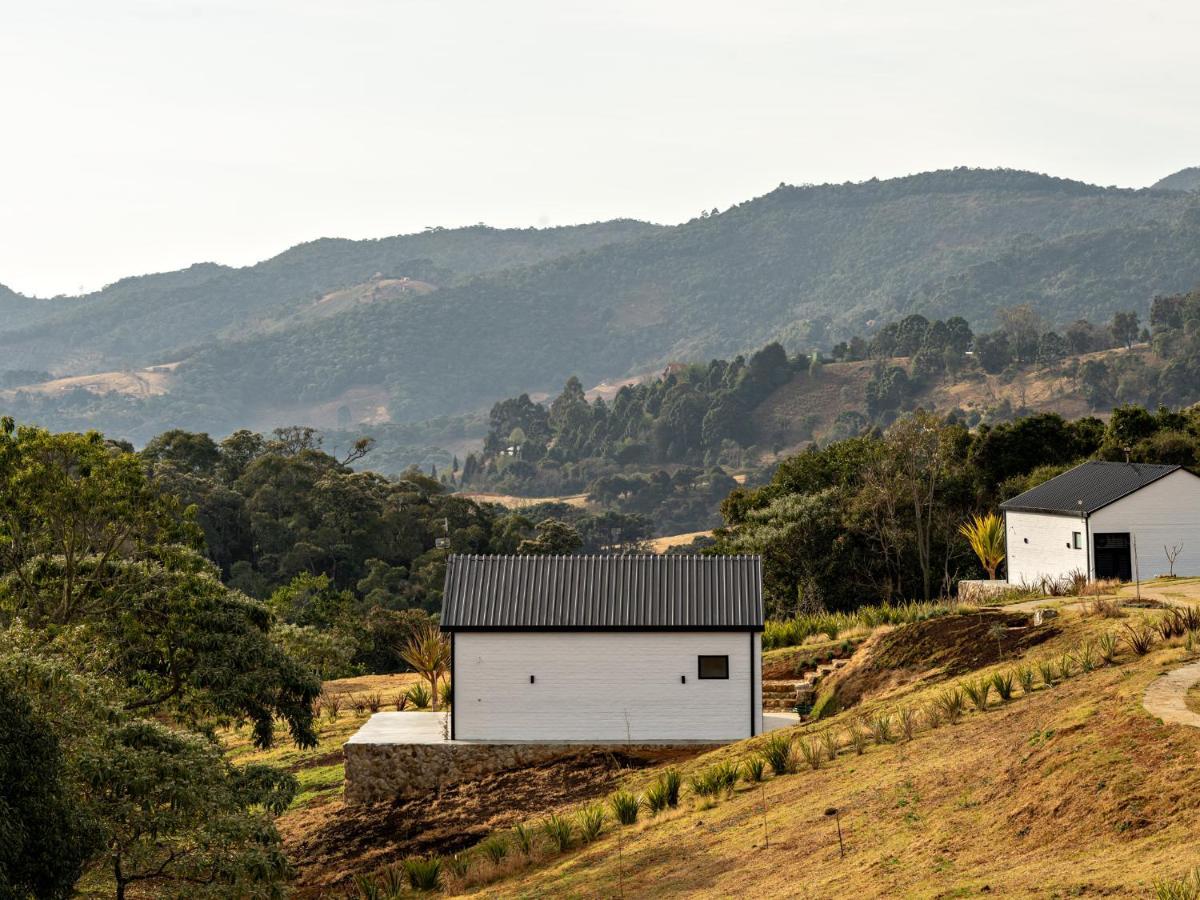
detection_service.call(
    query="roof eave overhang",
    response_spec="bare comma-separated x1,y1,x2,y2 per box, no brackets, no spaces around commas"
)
440,624,766,633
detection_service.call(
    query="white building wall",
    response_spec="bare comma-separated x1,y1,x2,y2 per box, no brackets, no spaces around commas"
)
1088,470,1200,578
452,631,761,742
1005,510,1089,585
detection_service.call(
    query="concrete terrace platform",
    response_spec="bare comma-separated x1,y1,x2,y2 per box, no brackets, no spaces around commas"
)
346,710,799,745
343,710,801,803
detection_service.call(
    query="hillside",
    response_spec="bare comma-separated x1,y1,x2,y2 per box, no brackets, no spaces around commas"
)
1153,166,1200,192
4,168,1200,447
440,588,1200,897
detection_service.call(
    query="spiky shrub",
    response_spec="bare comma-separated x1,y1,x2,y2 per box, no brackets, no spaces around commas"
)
848,724,868,755
479,834,509,865
936,687,966,723
608,790,640,825
1124,622,1156,656
962,678,991,712
1098,632,1118,664
1188,630,1199,654
760,733,795,775
1015,664,1035,695
1037,659,1057,686
511,822,536,856
440,681,453,707
821,728,841,760
643,781,669,815
406,683,432,709
923,703,944,730
444,853,470,879
541,814,574,853
897,707,917,741
320,691,343,721
1088,596,1124,618
394,692,408,712
662,768,683,807
354,865,406,900
799,737,823,770
350,694,367,715
1159,609,1188,640
870,712,894,744
1182,606,1200,632
361,692,381,713
742,755,767,783
1077,640,1096,673
577,802,606,843
711,761,740,795
1057,651,1074,680
1154,866,1200,900
991,671,1015,702
402,856,442,891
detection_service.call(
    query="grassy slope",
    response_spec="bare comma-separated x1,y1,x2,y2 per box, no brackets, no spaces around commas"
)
465,603,1200,898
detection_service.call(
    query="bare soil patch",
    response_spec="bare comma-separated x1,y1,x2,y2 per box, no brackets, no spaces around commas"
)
282,747,701,896
821,610,1058,708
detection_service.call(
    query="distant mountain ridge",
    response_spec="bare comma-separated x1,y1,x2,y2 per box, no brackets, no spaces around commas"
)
3,166,1200,444
1152,167,1200,192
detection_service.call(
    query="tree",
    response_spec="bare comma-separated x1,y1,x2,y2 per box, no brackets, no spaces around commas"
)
1036,331,1067,366
958,513,1005,580
517,518,584,555
0,676,99,899
998,304,1042,362
1111,310,1140,349
399,623,451,710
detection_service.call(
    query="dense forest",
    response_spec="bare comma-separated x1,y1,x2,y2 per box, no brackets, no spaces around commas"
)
4,169,1200,446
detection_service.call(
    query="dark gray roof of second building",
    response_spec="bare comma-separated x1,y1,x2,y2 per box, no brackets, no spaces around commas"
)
998,460,1182,516
441,554,763,631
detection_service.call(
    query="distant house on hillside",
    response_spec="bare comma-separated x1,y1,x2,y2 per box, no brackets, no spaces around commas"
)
1000,461,1200,584
440,554,764,742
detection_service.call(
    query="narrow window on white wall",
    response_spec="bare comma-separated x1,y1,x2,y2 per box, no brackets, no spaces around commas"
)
1072,532,1082,549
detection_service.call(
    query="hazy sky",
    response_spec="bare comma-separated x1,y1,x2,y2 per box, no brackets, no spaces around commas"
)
3,0,1198,297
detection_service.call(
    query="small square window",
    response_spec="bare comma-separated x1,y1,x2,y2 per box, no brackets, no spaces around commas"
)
698,655,729,679
1072,532,1082,550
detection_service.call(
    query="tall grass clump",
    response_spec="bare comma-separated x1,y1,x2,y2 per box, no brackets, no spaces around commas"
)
898,706,918,741
936,687,966,723
354,865,406,900
643,781,669,815
870,712,894,744
1015,664,1034,695
478,834,509,865
406,683,432,709
365,692,383,713
1077,640,1096,673
1124,622,1156,656
848,723,869,754
761,733,795,775
662,769,682,807
576,803,606,843
742,755,767,783
924,702,944,730
991,671,1015,701
762,600,964,649
1098,632,1119,665
1037,658,1057,686
511,823,536,856
1057,651,1074,680
541,814,574,853
402,856,442,891
821,728,841,760
962,677,992,712
320,690,343,721
799,737,823,770
1154,866,1200,900
609,790,640,825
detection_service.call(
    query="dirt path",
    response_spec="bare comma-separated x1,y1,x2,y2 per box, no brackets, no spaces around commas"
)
1144,661,1200,728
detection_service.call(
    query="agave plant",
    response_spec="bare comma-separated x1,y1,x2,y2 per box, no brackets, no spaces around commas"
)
1098,631,1119,665
576,802,606,843
1124,621,1156,656
1037,658,1057,686
936,687,966,722
541,814,574,853
402,856,443,891
643,781,670,815
662,768,683,806
962,677,992,712
1015,664,1035,695
406,683,432,709
478,834,509,865
511,822,536,856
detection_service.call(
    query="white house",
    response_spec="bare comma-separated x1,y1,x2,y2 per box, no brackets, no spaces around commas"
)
440,554,764,742
1000,460,1200,585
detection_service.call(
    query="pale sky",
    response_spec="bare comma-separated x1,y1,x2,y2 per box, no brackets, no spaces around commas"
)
2,0,1198,297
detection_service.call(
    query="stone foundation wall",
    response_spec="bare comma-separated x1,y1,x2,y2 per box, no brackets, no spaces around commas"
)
344,741,715,805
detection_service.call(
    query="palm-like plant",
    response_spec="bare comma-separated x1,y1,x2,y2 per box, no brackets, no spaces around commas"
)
398,624,451,710
959,512,1005,580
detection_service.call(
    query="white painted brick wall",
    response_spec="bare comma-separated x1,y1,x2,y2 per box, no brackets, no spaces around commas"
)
1005,509,1088,585
452,631,761,742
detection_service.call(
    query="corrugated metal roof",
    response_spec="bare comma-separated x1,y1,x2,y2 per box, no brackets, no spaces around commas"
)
999,460,1182,515
441,554,764,631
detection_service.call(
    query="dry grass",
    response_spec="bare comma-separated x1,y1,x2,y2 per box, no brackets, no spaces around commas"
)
457,607,1200,898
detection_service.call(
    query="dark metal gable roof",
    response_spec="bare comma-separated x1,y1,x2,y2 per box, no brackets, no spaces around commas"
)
998,460,1182,516
440,554,764,631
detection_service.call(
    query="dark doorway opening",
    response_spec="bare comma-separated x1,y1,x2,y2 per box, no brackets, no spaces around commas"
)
1094,532,1132,581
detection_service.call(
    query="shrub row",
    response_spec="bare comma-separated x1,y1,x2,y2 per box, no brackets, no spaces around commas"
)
762,600,964,650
